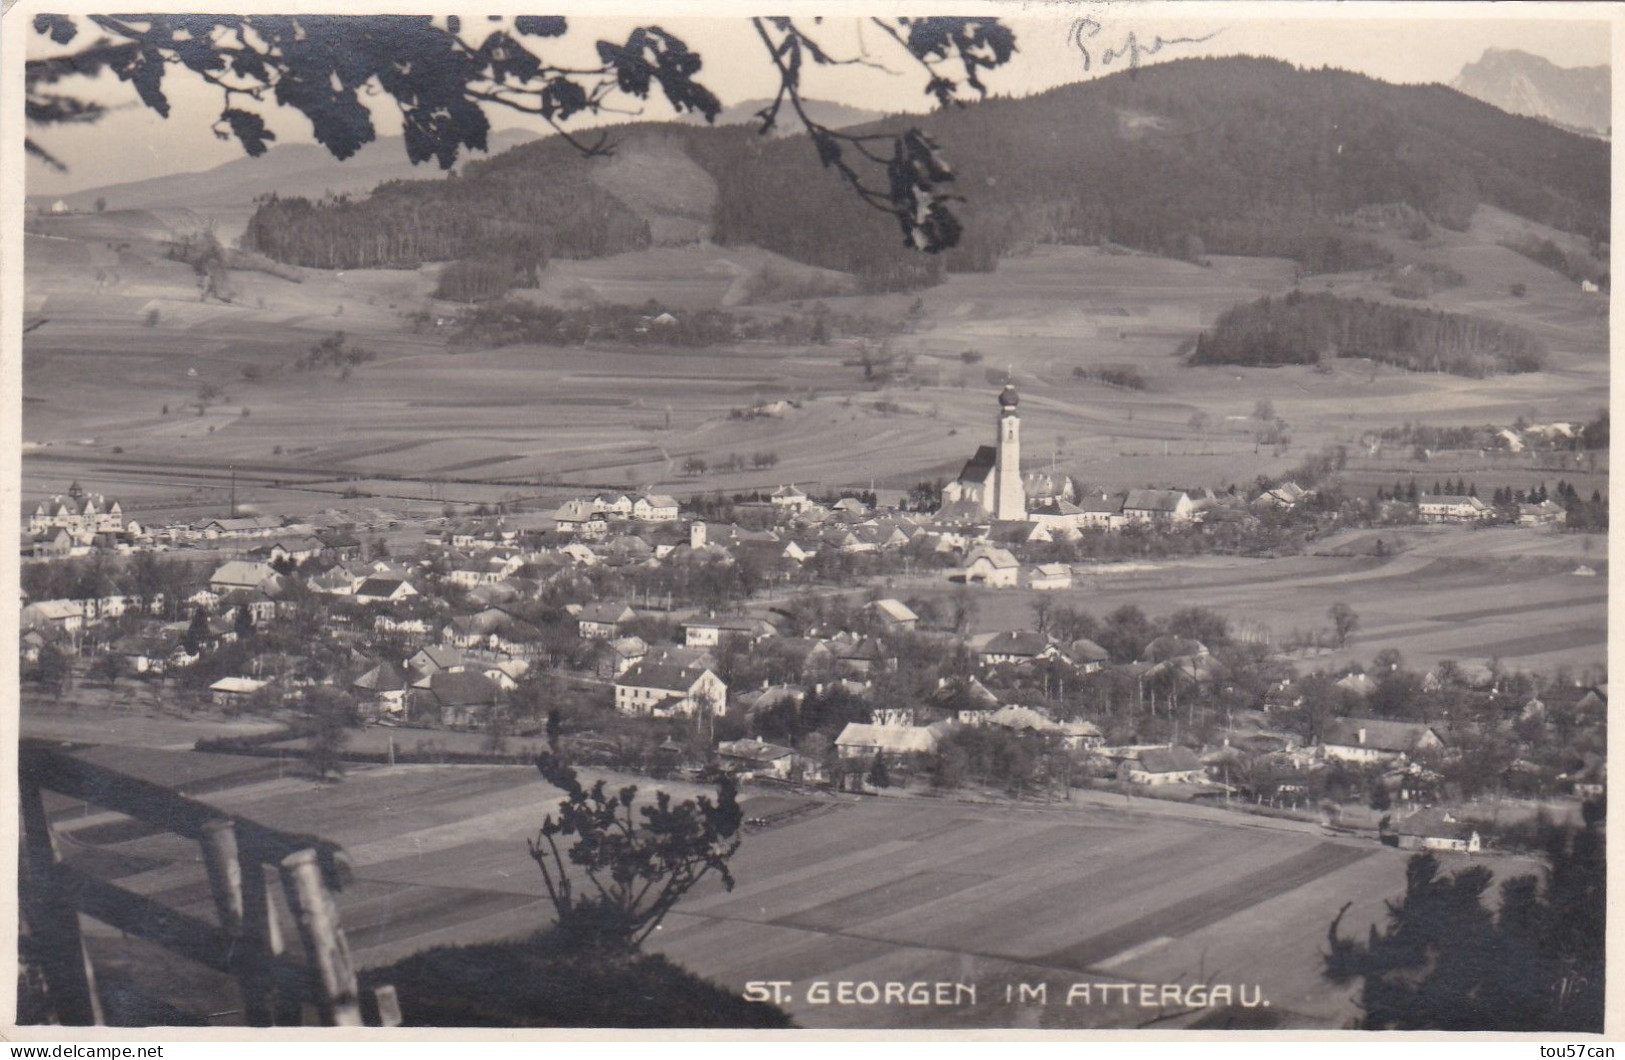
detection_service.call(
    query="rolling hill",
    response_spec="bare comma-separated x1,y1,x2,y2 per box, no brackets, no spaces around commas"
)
228,57,1609,299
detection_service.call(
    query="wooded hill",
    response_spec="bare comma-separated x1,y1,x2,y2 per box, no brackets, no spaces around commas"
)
242,56,1610,298
1190,290,1548,377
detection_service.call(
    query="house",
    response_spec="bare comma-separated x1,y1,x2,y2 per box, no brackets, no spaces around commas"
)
1386,808,1481,853
632,494,681,522
353,576,418,604
577,601,635,640
682,615,775,649
961,545,1019,588
1321,718,1444,764
406,645,466,677
714,739,796,780
980,630,1059,667
604,635,648,677
423,670,503,728
1123,489,1195,524
1068,638,1109,674
1417,494,1491,523
771,485,809,516
351,662,408,715
20,600,86,635
254,537,325,565
1074,493,1126,531
834,721,952,760
210,676,269,708
554,500,608,537
614,652,728,718
190,514,285,540
591,494,634,519
1028,563,1073,591
1123,746,1205,784
209,561,281,595
866,598,918,631
1252,482,1309,510
29,484,126,537
1518,500,1567,526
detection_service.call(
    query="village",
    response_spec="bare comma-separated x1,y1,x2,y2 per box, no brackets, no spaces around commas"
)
16,385,1607,858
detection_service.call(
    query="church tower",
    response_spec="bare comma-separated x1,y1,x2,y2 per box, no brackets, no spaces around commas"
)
994,384,1027,521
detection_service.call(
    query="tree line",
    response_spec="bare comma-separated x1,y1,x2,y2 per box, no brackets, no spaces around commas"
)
1191,290,1547,377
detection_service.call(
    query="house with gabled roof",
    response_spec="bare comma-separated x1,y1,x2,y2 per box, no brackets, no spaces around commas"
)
714,739,796,779
835,720,953,761
209,561,281,595
980,630,1061,667
353,575,417,604
614,650,727,718
771,484,809,515
866,598,918,631
1321,717,1444,764
421,669,503,729
1028,563,1073,591
1124,746,1205,784
1123,489,1195,524
1417,494,1491,523
682,614,776,649
554,500,607,537
633,494,680,522
961,545,1019,588
577,601,636,639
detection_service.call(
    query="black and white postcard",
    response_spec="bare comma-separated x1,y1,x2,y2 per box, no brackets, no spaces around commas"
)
3,0,1615,1038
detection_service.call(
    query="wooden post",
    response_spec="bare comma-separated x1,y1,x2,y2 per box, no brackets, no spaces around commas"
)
18,779,102,1026
200,819,285,1025
240,857,298,1026
372,985,403,1028
278,848,362,1026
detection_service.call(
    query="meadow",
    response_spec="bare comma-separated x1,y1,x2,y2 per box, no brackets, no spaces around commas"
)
22,200,1608,525
39,751,1544,1029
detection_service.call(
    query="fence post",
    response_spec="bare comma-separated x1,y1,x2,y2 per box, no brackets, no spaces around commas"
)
18,778,102,1026
240,856,299,1026
200,819,284,1025
277,848,362,1026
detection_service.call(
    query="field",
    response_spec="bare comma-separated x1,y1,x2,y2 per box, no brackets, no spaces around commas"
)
897,524,1607,676
38,750,1545,1029
21,199,1608,526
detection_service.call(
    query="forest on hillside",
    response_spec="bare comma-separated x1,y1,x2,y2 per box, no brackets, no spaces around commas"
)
1190,290,1547,377
240,57,1609,300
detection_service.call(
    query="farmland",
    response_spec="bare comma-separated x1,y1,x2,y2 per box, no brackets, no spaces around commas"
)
895,524,1608,676
21,196,1608,527
38,749,1544,1029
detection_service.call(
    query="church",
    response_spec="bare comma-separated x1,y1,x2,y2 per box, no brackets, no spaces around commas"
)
937,385,1081,532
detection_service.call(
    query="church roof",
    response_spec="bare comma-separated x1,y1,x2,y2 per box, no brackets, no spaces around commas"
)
956,445,996,485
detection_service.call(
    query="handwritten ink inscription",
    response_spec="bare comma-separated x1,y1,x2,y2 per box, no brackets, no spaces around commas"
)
1069,15,1222,73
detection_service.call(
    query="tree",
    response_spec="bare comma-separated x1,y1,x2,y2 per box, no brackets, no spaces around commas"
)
27,15,1013,256
1252,398,1275,423
1325,804,1604,1031
867,751,892,790
1328,602,1359,648
33,643,72,700
184,605,210,654
93,196,106,213
528,753,742,957
89,651,127,688
545,707,564,754
233,603,255,640
307,687,354,780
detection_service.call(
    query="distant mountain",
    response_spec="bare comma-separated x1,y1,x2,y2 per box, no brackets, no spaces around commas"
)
50,127,541,223
238,57,1611,294
1452,48,1609,138
680,97,886,134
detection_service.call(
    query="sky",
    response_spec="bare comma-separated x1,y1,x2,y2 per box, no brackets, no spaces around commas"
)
23,6,1616,197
